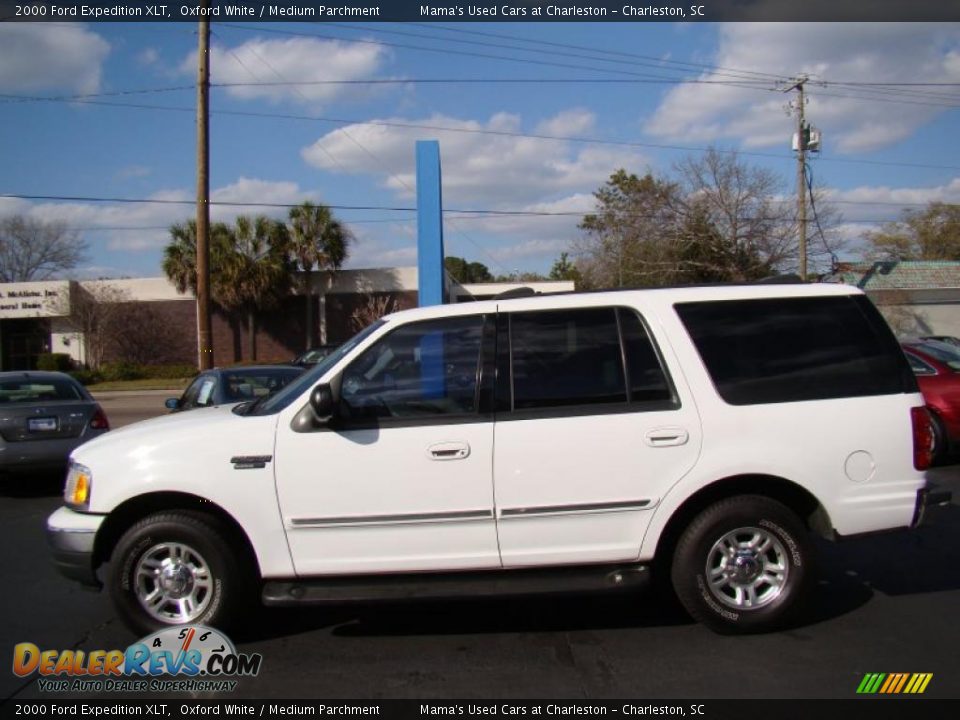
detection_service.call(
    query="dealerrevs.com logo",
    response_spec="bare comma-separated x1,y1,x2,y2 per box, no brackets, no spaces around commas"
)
13,626,262,693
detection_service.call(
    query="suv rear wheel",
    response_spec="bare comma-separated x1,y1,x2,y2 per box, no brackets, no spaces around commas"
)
108,511,251,635
671,495,813,634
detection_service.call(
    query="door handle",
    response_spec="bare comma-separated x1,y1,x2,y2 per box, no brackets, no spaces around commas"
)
427,442,471,460
644,427,689,447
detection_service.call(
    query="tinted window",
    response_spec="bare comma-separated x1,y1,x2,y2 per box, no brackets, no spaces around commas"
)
222,370,300,402
0,379,84,403
910,341,960,371
676,295,916,405
905,351,936,376
618,309,675,405
510,308,626,409
340,315,483,420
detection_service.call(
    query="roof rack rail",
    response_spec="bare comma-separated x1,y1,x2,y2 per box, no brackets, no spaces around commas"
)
494,287,538,300
753,274,804,285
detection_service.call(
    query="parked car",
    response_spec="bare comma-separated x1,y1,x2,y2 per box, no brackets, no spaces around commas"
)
48,283,947,635
0,371,109,477
164,366,304,412
291,345,339,368
902,340,960,461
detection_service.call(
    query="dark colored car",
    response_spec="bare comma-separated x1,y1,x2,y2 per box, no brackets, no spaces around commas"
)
165,366,304,412
902,340,960,461
0,371,110,476
291,345,339,368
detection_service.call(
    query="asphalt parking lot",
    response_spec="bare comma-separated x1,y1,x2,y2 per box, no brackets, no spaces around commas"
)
1,393,959,701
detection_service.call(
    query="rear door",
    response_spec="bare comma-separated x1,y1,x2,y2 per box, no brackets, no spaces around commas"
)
492,305,702,567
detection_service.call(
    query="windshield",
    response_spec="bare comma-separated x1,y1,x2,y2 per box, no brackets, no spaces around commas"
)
244,320,387,416
914,340,960,371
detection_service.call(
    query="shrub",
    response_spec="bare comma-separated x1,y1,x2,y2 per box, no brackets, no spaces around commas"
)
98,361,144,382
70,369,102,386
36,353,73,372
142,364,197,380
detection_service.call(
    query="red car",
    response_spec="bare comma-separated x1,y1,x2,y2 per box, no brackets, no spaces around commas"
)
902,340,960,462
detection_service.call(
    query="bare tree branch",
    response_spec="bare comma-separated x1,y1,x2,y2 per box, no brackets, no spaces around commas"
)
0,215,88,282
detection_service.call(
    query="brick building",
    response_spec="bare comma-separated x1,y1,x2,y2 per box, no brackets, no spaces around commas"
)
0,269,573,371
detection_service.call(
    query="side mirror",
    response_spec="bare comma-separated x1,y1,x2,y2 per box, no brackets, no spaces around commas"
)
164,398,181,410
310,384,334,419
292,383,336,433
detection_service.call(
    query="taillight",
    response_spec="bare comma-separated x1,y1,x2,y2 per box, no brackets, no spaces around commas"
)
911,406,934,470
90,406,110,431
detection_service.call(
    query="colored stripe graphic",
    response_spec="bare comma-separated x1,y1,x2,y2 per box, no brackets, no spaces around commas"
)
857,673,932,694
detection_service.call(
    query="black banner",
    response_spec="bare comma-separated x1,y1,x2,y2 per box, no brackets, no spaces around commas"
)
2,700,960,720
1,0,959,23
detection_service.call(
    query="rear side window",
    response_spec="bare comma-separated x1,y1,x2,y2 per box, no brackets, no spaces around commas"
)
675,295,916,405
507,307,675,411
511,308,625,409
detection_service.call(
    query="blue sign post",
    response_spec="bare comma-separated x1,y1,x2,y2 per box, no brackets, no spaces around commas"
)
416,140,445,307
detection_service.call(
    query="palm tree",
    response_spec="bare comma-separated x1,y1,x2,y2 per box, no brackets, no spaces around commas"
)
287,202,351,348
161,220,234,297
221,215,292,361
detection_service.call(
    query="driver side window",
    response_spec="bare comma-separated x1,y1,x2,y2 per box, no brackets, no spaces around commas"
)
339,315,483,421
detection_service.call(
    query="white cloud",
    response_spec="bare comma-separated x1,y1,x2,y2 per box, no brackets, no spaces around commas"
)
828,177,960,223
647,23,960,153
535,108,595,137
301,111,647,208
6,178,320,254
0,24,109,95
116,165,152,180
182,37,388,106
138,48,160,66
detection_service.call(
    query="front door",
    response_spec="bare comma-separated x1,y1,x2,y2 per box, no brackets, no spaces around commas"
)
274,313,500,575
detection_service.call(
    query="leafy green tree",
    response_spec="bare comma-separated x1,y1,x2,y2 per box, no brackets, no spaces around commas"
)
161,219,235,298
288,201,351,348
221,216,293,362
494,271,548,282
866,202,960,261
549,252,582,285
575,150,842,287
674,203,772,283
444,256,494,283
577,169,682,287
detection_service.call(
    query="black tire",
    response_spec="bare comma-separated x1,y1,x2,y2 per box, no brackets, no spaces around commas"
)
670,495,814,634
930,412,948,466
108,511,253,636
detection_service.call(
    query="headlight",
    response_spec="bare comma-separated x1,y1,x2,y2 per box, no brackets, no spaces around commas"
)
64,461,93,511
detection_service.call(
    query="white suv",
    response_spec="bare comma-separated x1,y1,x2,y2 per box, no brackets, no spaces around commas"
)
47,282,943,634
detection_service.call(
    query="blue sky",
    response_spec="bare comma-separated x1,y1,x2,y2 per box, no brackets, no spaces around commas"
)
1,21,958,279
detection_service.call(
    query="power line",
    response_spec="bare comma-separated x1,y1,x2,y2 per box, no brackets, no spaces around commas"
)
0,193,938,223
7,92,960,173
216,23,781,94
217,23,960,107
323,21,787,85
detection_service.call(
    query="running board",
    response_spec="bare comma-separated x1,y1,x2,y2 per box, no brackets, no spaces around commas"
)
262,564,649,606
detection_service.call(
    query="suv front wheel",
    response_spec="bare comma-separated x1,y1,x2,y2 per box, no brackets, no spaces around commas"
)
671,495,813,634
108,511,250,635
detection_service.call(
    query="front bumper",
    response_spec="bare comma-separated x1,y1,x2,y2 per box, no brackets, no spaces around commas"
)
45,506,106,589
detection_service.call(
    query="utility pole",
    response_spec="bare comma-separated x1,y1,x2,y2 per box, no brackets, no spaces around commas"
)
195,0,213,369
784,75,808,281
